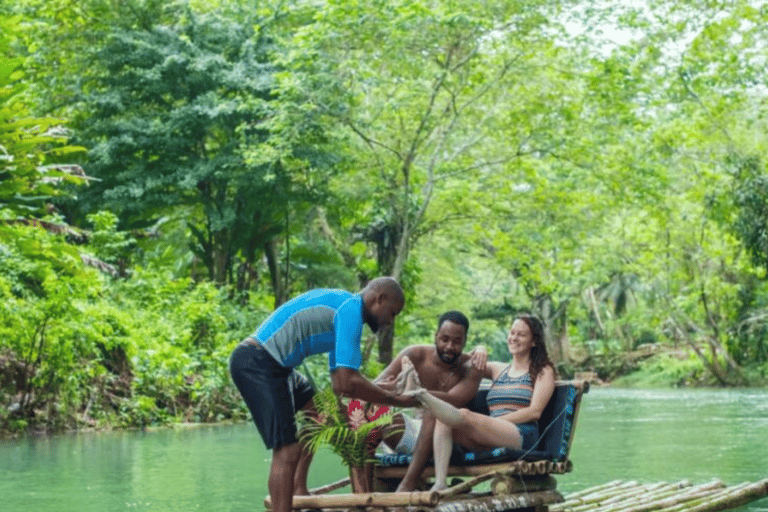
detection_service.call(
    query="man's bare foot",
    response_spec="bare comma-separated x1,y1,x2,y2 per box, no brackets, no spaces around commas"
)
395,480,415,493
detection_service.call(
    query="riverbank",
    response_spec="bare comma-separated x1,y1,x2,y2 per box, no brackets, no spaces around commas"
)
3,343,764,440
567,343,767,388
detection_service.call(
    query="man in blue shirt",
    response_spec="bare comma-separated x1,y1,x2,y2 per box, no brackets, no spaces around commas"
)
229,276,417,512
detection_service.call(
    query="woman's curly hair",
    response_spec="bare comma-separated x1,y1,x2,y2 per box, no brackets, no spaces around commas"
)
515,313,556,383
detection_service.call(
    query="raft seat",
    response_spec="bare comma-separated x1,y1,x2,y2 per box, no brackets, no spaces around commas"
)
373,380,589,490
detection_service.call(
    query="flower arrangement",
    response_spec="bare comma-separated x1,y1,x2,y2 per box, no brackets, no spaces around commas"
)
298,386,395,468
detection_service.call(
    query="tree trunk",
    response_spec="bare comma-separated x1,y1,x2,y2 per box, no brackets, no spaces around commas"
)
264,238,288,308
211,229,229,285
532,295,569,363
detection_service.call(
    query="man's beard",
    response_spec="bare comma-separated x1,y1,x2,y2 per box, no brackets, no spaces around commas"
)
366,317,380,333
437,350,459,365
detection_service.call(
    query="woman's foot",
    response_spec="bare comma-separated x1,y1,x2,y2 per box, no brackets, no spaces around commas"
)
395,356,423,395
429,481,448,492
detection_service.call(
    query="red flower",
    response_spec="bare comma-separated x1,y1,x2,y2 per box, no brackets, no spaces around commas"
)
347,400,367,430
346,400,390,430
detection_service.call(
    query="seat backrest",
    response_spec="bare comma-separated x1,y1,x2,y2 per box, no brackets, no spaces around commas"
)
466,380,588,462
536,381,587,460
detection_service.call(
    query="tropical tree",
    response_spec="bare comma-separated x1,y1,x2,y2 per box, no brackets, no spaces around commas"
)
285,0,599,361
67,7,336,300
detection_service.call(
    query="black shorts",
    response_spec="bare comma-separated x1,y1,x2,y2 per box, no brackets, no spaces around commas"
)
229,339,315,450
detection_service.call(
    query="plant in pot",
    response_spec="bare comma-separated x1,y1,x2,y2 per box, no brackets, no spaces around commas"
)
299,386,396,493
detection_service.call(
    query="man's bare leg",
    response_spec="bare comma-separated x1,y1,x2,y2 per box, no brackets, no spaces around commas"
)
429,420,454,491
395,412,436,492
292,444,314,496
270,442,302,512
293,399,318,496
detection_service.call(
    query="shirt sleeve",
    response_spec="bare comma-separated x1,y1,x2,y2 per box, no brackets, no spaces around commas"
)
329,295,364,371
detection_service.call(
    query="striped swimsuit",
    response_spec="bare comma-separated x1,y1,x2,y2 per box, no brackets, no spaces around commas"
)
485,366,539,450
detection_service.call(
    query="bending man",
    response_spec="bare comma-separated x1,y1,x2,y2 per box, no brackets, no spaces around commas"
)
229,277,418,512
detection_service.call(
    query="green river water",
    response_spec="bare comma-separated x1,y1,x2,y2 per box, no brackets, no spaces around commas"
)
1,387,766,512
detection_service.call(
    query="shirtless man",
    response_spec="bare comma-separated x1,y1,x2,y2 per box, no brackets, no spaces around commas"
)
373,310,487,491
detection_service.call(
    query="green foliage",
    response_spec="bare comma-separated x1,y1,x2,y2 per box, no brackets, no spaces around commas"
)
728,155,768,270
0,233,272,434
0,221,104,433
85,210,136,269
5,0,768,442
0,16,87,219
298,387,394,468
66,6,339,294
613,353,707,388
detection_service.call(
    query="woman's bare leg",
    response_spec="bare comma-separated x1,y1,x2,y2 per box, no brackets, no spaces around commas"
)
409,388,524,451
407,389,463,426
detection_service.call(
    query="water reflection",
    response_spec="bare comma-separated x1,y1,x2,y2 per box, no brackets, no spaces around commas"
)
1,388,766,512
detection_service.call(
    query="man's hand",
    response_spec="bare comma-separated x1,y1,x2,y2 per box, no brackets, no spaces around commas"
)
393,394,420,407
469,345,488,372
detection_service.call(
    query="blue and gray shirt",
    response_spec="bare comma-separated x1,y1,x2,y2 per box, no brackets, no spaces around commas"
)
253,289,364,371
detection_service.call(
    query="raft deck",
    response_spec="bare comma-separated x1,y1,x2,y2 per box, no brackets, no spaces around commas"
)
266,477,768,512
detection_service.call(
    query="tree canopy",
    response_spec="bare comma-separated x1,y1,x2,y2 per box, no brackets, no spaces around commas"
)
2,0,768,434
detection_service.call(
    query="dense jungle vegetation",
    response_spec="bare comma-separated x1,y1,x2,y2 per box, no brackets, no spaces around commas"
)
2,0,767,436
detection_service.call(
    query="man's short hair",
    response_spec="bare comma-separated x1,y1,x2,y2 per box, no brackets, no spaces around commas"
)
437,310,469,334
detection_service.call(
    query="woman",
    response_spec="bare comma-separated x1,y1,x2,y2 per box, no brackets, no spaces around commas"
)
404,314,556,491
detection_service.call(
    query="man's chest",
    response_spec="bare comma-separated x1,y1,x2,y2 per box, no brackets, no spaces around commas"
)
419,364,464,391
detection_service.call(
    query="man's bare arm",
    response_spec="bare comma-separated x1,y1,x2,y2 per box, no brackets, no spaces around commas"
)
427,363,484,408
332,368,418,407
373,346,425,391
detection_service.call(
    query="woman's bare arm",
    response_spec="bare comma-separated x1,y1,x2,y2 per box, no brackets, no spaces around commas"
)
496,365,556,425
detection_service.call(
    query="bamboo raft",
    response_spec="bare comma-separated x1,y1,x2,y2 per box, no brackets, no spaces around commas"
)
266,382,768,511
265,476,768,511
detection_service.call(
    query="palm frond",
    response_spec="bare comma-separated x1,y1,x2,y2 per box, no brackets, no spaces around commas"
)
296,387,396,468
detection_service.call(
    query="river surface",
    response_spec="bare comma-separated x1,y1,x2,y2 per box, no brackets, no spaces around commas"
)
1,387,766,511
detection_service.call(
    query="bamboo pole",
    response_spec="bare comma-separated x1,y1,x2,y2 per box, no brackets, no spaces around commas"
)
554,478,768,512
434,489,564,512
435,469,504,499
569,485,654,512
374,458,573,482
558,481,693,512
631,480,728,512
554,482,646,512
686,479,768,512
553,480,643,510
560,480,629,502
595,481,707,511
595,481,724,512
308,476,351,495
658,479,768,512
264,490,440,509
595,482,675,507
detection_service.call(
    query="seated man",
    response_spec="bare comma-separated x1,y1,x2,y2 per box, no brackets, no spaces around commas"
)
372,310,487,491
